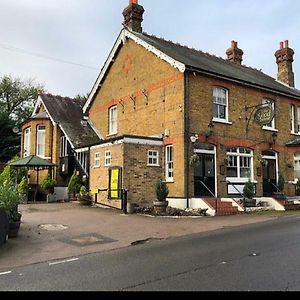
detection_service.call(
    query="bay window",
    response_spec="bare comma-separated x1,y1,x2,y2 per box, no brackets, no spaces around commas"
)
36,125,46,157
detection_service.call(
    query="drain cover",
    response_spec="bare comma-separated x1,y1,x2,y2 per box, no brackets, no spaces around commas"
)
39,224,69,231
60,233,117,247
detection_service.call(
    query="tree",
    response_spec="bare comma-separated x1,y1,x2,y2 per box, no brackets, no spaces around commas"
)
68,170,81,197
0,112,20,162
0,75,44,162
75,92,89,108
0,75,43,123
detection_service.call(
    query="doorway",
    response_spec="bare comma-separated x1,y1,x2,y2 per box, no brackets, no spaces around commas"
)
262,151,278,196
194,153,216,197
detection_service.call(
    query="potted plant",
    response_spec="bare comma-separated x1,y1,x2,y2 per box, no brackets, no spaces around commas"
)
68,170,81,201
243,180,256,208
78,185,92,206
0,180,22,238
41,173,56,195
153,179,169,214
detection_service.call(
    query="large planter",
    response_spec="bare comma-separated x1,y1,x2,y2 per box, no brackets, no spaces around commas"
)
8,220,21,238
244,198,257,208
153,201,169,214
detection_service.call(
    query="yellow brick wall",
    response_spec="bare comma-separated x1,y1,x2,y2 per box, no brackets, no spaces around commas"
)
89,39,186,199
188,73,299,197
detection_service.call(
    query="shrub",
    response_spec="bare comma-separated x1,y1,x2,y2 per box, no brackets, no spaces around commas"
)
80,185,87,196
40,173,56,194
0,156,26,186
243,180,255,199
0,181,22,222
155,179,169,202
18,176,29,198
68,170,81,195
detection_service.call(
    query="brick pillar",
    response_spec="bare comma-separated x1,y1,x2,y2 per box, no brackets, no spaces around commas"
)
122,0,145,33
226,40,244,65
275,40,295,87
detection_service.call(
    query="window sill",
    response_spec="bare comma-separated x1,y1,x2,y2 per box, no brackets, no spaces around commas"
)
93,166,100,169
226,178,257,184
212,118,232,125
166,179,174,183
262,127,278,132
147,164,160,167
106,133,118,138
291,132,300,136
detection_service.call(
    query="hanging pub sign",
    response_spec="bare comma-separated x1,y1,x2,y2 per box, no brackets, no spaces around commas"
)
254,105,275,126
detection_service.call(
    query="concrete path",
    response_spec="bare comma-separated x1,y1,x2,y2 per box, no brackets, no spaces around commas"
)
0,202,277,272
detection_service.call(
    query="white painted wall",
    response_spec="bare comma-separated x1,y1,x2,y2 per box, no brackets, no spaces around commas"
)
54,187,68,201
260,197,285,211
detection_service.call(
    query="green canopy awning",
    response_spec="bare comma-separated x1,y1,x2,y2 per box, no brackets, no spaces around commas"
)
9,155,56,168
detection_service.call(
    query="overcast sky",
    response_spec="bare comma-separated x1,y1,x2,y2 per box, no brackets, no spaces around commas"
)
0,0,299,97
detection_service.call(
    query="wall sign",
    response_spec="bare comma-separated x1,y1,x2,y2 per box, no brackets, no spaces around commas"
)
109,167,122,199
254,106,275,126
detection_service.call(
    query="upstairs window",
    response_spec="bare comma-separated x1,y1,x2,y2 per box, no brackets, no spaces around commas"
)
109,106,117,135
24,128,31,157
60,136,71,158
213,87,228,122
297,107,300,133
291,104,295,133
36,125,46,157
262,99,276,130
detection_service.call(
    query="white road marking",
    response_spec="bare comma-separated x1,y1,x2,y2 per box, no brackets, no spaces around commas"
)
0,271,12,276
49,258,79,266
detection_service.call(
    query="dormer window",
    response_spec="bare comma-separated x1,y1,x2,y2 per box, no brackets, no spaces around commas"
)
213,87,229,122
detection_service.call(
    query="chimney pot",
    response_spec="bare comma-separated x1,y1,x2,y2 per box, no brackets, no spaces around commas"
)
280,41,284,49
285,40,289,48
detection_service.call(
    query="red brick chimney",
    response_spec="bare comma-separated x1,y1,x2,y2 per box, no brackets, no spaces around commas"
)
123,0,145,33
275,40,295,87
226,40,244,65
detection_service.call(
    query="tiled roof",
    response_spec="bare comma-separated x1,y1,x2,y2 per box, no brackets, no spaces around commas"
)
40,94,101,148
133,31,300,99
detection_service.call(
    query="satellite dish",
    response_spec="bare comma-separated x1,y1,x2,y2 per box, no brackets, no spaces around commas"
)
12,127,19,134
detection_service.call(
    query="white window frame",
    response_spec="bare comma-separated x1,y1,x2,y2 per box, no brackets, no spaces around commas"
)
36,125,46,158
108,106,117,135
294,153,300,180
104,150,111,166
226,147,253,183
94,152,100,168
262,99,276,131
212,87,229,123
147,150,159,167
166,145,174,182
297,107,300,134
24,128,31,157
60,136,68,158
291,104,296,134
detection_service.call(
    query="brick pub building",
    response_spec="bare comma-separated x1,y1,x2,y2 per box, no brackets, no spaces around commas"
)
81,0,300,214
21,1,300,214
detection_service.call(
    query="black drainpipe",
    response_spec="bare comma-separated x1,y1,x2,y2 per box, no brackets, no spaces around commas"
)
184,72,190,209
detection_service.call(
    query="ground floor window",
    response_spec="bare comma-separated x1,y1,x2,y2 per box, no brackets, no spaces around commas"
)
226,147,253,181
166,145,174,182
294,153,300,180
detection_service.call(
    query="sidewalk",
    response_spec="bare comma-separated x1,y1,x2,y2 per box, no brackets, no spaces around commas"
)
0,202,277,272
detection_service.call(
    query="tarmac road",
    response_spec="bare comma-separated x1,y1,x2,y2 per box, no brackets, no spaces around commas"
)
0,201,279,272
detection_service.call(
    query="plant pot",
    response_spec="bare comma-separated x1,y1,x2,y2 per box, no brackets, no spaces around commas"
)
244,198,257,208
153,201,169,214
8,220,21,238
78,196,93,206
